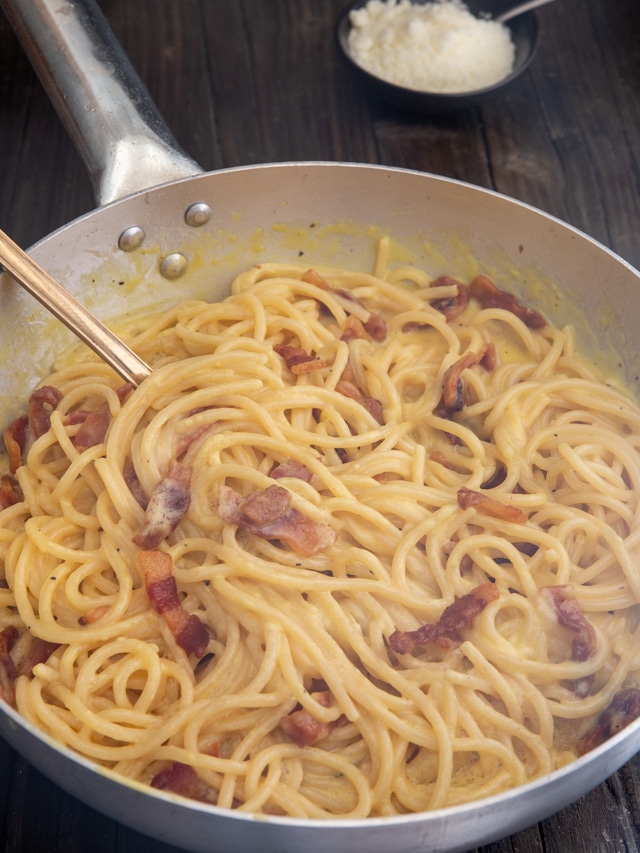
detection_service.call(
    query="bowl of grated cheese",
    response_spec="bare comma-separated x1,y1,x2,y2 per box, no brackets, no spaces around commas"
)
336,0,539,113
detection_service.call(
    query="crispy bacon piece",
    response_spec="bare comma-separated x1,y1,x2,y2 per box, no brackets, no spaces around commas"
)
133,460,192,549
139,550,209,658
0,654,17,706
151,762,215,802
71,406,111,452
389,582,498,655
4,415,28,473
0,474,22,510
457,486,528,524
281,691,337,746
217,483,336,557
0,628,59,707
430,276,471,322
175,423,214,459
0,626,19,706
271,459,312,482
301,268,387,342
341,315,370,342
0,626,18,655
124,461,148,508
436,344,496,420
29,385,64,439
16,637,60,675
442,351,482,412
578,689,640,755
335,378,384,425
274,343,326,375
541,585,596,662
470,275,546,329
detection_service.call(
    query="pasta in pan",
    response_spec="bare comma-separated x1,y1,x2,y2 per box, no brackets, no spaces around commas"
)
0,237,639,817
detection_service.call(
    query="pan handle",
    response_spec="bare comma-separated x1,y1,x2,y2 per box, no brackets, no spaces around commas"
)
0,0,203,206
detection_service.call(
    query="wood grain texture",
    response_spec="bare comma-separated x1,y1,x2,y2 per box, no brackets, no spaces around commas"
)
0,0,639,851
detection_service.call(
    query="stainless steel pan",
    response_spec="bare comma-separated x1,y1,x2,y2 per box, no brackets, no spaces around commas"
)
1,1,640,851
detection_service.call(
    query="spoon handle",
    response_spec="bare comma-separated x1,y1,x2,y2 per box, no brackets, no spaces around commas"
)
495,0,557,23
0,229,152,387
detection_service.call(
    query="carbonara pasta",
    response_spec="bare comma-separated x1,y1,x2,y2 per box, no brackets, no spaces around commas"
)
1,237,639,818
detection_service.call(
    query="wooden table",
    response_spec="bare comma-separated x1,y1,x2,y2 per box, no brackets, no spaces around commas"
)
0,1,639,851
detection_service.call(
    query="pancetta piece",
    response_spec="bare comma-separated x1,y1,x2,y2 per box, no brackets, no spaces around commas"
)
270,459,312,482
281,691,338,746
436,345,496,419
4,415,27,473
430,276,471,322
301,268,387,341
133,460,192,549
0,626,18,706
151,761,216,803
217,483,336,557
470,275,546,329
541,585,596,662
0,474,22,510
274,343,326,375
457,487,528,524
335,378,384,425
139,550,209,658
69,406,111,452
29,385,64,439
0,629,60,708
578,688,640,755
389,582,498,655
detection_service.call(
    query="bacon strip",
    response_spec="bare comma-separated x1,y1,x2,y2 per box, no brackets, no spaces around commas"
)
70,406,111,452
578,689,640,755
0,474,22,510
133,460,192,549
436,344,496,419
270,459,312,482
4,415,28,473
541,585,596,662
0,630,60,708
139,550,209,658
29,386,64,439
442,351,482,412
151,762,215,802
457,487,528,524
470,275,546,329
275,343,326,375
389,583,498,654
301,268,387,342
335,378,384,425
281,691,337,746
430,276,471,322
217,483,336,557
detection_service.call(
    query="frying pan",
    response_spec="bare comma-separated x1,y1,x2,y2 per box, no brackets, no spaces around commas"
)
1,1,640,851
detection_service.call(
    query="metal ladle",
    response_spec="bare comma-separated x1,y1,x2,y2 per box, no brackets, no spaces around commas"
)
495,0,558,23
0,229,152,387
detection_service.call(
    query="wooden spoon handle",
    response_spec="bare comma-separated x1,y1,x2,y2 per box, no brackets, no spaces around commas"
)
0,229,152,387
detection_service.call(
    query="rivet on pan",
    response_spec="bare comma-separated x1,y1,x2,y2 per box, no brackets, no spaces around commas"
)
185,202,212,227
118,225,145,252
160,252,188,280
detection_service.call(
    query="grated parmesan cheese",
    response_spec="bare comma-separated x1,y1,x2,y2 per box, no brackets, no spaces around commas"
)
347,0,516,94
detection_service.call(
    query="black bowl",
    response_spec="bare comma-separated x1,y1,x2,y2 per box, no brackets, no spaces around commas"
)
336,0,539,113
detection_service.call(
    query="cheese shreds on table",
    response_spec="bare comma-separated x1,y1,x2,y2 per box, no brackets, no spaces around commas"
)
347,0,516,93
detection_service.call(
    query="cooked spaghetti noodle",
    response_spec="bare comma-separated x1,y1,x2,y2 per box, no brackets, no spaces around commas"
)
1,237,639,817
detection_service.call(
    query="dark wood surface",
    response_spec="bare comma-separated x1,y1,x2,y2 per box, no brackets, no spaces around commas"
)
1,1,640,851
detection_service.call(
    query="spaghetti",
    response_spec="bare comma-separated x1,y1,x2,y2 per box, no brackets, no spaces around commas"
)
1,237,639,817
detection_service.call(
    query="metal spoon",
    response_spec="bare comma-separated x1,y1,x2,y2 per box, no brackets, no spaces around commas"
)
0,229,152,387
495,0,557,23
